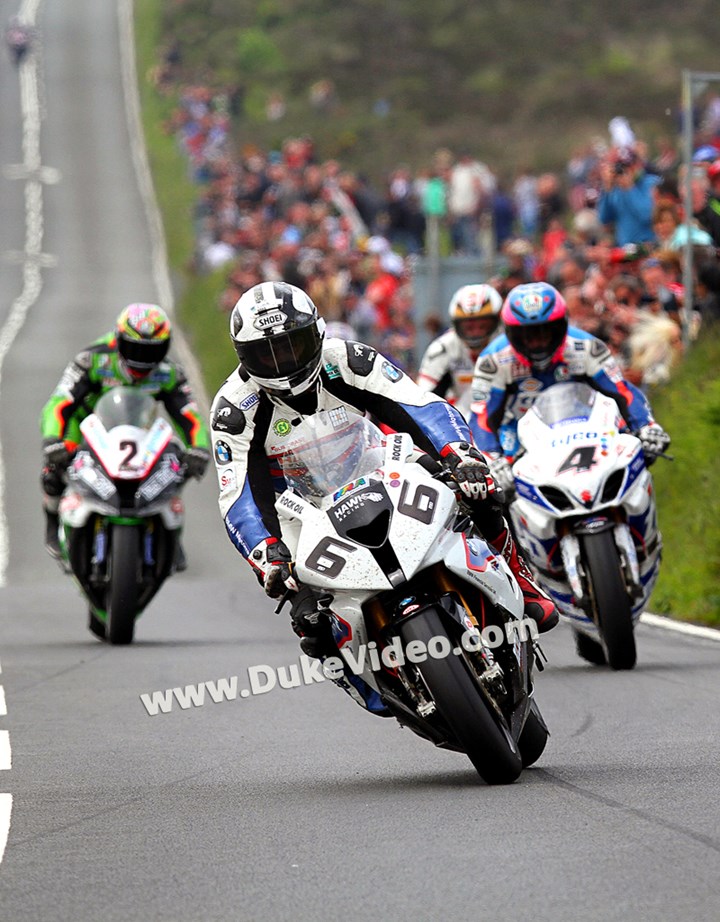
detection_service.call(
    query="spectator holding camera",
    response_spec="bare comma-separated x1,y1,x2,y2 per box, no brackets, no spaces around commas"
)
598,147,661,247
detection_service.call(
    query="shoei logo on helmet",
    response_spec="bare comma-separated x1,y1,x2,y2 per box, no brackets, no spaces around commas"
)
254,311,287,330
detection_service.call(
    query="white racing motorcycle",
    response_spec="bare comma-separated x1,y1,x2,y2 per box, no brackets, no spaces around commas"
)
58,387,186,644
275,408,549,784
507,382,665,670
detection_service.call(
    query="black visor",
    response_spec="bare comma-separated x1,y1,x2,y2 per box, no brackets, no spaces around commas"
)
118,336,170,370
236,325,322,379
506,318,567,366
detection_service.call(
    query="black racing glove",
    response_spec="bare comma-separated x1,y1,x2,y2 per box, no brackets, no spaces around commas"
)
249,538,296,598
289,586,336,659
182,447,210,480
41,440,72,496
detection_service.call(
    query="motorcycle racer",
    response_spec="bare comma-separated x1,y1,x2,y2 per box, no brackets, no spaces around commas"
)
469,282,671,493
211,282,558,669
417,283,503,412
40,304,210,565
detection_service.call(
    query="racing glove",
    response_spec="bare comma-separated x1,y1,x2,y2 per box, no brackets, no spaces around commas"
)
637,422,671,461
288,585,337,657
486,452,515,495
182,447,210,480
440,442,498,502
249,538,297,598
41,440,72,496
42,439,72,468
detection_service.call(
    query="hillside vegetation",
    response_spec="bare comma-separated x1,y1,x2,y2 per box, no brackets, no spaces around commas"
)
158,0,720,180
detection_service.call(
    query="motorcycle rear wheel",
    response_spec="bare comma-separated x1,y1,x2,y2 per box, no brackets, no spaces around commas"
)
400,608,523,784
106,525,140,645
581,530,636,670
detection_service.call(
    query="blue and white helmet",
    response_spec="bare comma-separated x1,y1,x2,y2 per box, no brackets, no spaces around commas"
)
230,282,326,397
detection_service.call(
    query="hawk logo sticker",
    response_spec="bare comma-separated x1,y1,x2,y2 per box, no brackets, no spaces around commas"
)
214,440,232,465
212,398,246,435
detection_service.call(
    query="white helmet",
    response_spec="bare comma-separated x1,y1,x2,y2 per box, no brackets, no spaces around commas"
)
447,283,503,350
230,282,326,398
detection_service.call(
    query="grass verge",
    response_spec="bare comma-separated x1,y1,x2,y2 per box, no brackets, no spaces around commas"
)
645,329,720,625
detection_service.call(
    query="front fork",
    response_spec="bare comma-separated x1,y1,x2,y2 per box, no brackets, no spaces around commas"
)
558,515,642,612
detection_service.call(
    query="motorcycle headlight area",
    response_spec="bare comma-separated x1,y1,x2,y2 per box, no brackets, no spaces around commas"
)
135,463,183,504
72,464,116,501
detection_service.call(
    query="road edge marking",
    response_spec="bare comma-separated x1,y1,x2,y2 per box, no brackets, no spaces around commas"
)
640,612,720,642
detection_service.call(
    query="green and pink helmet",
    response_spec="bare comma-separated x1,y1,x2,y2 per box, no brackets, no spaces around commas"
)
115,303,171,377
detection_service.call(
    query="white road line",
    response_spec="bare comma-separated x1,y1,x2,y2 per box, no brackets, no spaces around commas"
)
0,687,6,718
641,612,720,642
0,732,11,771
0,0,47,588
0,794,11,864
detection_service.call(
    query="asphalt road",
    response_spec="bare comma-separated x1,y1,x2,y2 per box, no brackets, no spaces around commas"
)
0,3,719,921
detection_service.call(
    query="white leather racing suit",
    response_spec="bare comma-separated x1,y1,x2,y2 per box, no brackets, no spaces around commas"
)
469,325,655,457
210,338,472,560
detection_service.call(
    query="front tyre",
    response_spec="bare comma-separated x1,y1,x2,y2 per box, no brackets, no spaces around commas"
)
106,525,140,645
400,608,523,784
518,699,549,768
581,530,636,670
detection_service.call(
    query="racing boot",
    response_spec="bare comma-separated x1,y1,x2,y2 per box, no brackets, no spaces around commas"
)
44,509,62,560
173,537,188,573
488,526,558,633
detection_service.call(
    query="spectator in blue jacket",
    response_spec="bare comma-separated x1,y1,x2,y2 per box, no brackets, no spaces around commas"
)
598,148,660,247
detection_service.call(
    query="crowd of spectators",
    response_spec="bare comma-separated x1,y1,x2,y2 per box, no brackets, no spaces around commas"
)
164,84,720,389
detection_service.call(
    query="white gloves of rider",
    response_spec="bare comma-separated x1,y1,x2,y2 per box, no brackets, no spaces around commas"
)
441,442,498,501
637,422,671,460
486,452,515,495
249,538,298,598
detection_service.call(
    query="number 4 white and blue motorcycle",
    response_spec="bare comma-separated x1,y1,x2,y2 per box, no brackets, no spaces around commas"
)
507,382,665,670
275,409,550,784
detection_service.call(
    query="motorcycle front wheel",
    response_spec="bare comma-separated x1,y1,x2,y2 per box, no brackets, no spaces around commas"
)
106,524,140,645
581,530,636,670
399,608,523,784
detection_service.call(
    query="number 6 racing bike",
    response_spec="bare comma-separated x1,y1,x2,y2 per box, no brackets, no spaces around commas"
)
275,409,550,784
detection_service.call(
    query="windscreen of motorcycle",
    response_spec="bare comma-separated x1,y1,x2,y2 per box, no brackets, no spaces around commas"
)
280,409,385,498
93,387,158,430
530,382,597,427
